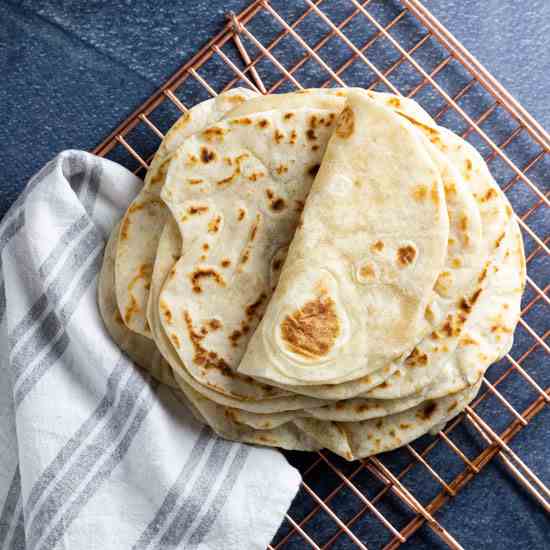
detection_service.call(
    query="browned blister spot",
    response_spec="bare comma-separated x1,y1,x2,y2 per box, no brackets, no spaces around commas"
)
257,119,269,129
370,240,384,253
246,292,267,319
128,264,153,290
226,94,245,104
465,158,473,171
159,299,172,322
451,257,462,268
188,178,203,185
289,129,297,145
275,164,288,175
217,173,236,187
283,112,294,121
237,208,246,221
375,419,383,429
460,335,478,346
124,295,140,324
120,217,131,240
200,146,216,164
387,97,401,108
295,200,305,213
190,268,226,293
412,184,428,202
359,264,375,279
248,172,265,182
335,106,354,138
405,347,428,367
273,259,283,271
229,329,243,348
265,189,286,212
230,117,252,125
208,319,222,331
221,259,231,268
480,188,497,202
308,164,320,178
273,129,285,144
400,423,410,430
188,205,208,215
201,126,226,142
149,158,170,185
128,198,164,214
419,402,437,420
306,129,317,141
185,154,199,167
444,181,457,196
430,182,440,205
308,115,318,129
280,292,340,358
208,216,222,233
171,333,181,348
397,245,416,267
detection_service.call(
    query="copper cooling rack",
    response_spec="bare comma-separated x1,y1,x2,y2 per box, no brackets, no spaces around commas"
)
92,1,550,548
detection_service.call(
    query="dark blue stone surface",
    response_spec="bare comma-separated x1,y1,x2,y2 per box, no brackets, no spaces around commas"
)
1,1,548,548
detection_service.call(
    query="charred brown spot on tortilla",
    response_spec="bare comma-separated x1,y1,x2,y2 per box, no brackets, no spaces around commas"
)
465,158,473,171
246,292,267,319
419,402,437,420
168,267,177,280
201,126,226,142
289,129,298,145
459,297,472,313
451,257,462,268
334,401,345,410
430,182,440,205
359,264,375,279
311,144,320,152
444,181,457,196
229,329,243,348
387,97,401,108
273,129,285,144
370,240,384,253
460,335,478,346
237,208,246,221
124,295,140,324
308,115,318,129
275,164,288,175
170,333,181,348
400,423,410,430
308,164,320,178
283,112,294,121
425,304,434,322
412,184,428,202
183,311,231,371
128,198,162,214
188,205,209,215
120,217,131,240
325,112,337,126
375,419,383,429
127,264,153,291
280,292,340,358
114,310,124,325
200,146,216,164
306,129,317,141
405,347,428,367
397,245,416,267
272,259,283,271
208,319,222,331
481,188,497,202
250,172,266,182
447,401,458,413
188,178,204,185
217,173,237,187
257,118,270,129
221,259,231,268
185,153,199,167
190,268,226,293
295,200,305,213
208,216,222,233
159,300,172,324
230,117,252,126
265,189,286,212
389,429,396,437
150,158,170,185
335,106,354,138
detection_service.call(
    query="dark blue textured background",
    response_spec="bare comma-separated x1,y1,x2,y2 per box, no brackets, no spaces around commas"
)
1,1,548,548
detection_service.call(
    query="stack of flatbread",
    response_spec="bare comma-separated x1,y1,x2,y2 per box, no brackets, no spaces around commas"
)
99,87,525,460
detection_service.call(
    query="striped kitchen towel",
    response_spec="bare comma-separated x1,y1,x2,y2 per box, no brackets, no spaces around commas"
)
0,151,301,550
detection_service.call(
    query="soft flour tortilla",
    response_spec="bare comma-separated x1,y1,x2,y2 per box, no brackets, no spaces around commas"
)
115,88,259,338
98,223,177,388
365,126,514,399
237,90,449,385
158,106,343,397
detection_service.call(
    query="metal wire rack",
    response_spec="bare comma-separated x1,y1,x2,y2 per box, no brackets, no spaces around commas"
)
92,1,549,547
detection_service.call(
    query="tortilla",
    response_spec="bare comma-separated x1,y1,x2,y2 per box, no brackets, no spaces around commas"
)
237,91,449,385
115,88,259,338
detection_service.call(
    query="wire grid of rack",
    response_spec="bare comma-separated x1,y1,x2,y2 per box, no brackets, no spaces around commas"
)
93,1,549,548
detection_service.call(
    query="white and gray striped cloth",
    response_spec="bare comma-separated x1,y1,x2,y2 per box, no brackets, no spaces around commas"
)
0,151,301,550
